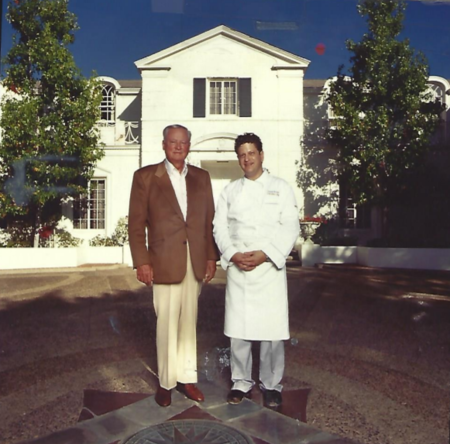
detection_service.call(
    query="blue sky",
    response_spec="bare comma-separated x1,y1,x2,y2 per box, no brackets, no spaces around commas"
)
1,0,449,80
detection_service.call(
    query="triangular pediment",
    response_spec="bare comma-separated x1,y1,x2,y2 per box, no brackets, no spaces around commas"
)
134,25,310,71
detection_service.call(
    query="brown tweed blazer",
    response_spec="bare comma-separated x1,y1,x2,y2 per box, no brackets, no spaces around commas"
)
128,161,219,284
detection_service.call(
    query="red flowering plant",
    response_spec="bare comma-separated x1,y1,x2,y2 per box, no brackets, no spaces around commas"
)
38,226,54,247
300,215,327,224
38,226,54,239
300,215,327,243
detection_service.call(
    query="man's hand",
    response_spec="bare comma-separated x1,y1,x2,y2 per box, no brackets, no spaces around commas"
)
231,251,267,272
244,250,268,268
231,252,253,271
204,260,217,284
136,264,153,286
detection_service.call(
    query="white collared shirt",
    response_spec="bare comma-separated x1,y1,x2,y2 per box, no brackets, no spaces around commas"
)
164,159,188,220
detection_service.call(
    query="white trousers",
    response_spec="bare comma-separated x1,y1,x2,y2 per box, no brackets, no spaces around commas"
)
153,251,201,390
230,338,285,393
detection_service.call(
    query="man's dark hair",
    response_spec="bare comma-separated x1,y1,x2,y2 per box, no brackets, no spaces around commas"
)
234,133,263,153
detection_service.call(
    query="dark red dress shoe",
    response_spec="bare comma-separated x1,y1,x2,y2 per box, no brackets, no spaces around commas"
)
155,386,171,407
176,383,205,402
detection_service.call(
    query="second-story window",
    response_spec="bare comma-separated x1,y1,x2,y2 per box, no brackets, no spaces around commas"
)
209,80,237,115
100,83,115,123
193,78,252,118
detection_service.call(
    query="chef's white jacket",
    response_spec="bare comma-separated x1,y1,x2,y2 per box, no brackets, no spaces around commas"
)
213,171,300,340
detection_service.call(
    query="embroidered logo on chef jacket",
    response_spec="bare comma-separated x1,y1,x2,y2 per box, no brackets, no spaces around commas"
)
265,190,280,205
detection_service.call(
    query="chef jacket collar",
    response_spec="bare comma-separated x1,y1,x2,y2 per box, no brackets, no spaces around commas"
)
243,168,269,187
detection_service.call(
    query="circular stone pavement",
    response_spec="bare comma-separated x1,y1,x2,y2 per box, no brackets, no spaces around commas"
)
124,420,253,444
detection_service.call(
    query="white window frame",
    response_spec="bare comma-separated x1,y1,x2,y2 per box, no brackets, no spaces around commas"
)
99,83,116,125
345,197,357,229
426,80,448,144
73,179,106,229
208,78,238,116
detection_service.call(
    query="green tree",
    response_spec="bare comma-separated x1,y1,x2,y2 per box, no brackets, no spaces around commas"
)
325,0,445,238
0,0,103,246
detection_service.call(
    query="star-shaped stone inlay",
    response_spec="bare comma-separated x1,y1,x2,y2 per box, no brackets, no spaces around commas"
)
124,420,253,444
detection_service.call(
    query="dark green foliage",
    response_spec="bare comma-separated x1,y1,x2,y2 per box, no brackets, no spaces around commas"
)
0,0,103,245
326,0,444,211
369,165,450,248
310,217,359,246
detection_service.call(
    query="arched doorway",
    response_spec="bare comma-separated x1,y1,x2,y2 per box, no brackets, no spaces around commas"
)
189,133,242,205
201,160,242,204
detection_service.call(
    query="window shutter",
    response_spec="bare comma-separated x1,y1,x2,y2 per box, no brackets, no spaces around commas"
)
193,78,206,118
239,78,252,117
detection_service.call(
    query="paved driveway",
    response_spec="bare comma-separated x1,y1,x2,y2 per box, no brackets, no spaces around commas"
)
0,264,449,444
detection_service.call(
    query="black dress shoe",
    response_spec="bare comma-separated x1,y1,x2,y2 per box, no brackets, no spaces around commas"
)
263,389,282,408
227,389,251,405
155,386,171,407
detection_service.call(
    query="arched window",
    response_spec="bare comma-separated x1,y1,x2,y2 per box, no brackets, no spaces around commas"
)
426,82,445,104
100,83,115,123
427,77,450,146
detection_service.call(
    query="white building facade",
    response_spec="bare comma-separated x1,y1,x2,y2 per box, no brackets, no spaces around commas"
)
25,25,450,243
72,25,312,241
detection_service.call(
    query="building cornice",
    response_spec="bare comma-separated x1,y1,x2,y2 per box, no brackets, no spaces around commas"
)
135,25,310,71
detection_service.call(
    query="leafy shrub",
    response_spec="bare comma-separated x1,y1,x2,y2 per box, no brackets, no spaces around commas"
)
0,230,12,247
310,217,338,245
0,225,33,248
89,235,117,246
53,229,82,248
111,216,128,246
0,225,82,248
89,217,128,247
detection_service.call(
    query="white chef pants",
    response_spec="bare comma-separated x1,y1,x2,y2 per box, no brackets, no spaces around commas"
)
230,338,285,393
152,249,201,390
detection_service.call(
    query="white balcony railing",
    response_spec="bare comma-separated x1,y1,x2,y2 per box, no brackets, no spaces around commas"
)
125,121,140,145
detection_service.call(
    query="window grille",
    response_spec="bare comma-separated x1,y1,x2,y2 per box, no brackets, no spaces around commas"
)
194,78,251,118
209,80,237,115
99,84,115,123
426,83,444,103
426,82,447,146
339,183,371,229
74,179,106,229
346,198,357,229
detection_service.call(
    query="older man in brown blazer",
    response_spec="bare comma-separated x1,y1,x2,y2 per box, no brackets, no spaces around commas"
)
128,124,218,407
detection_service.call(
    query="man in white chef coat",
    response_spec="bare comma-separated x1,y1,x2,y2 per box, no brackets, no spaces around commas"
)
213,133,300,408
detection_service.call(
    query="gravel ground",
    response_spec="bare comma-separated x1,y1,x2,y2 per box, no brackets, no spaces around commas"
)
0,264,449,444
